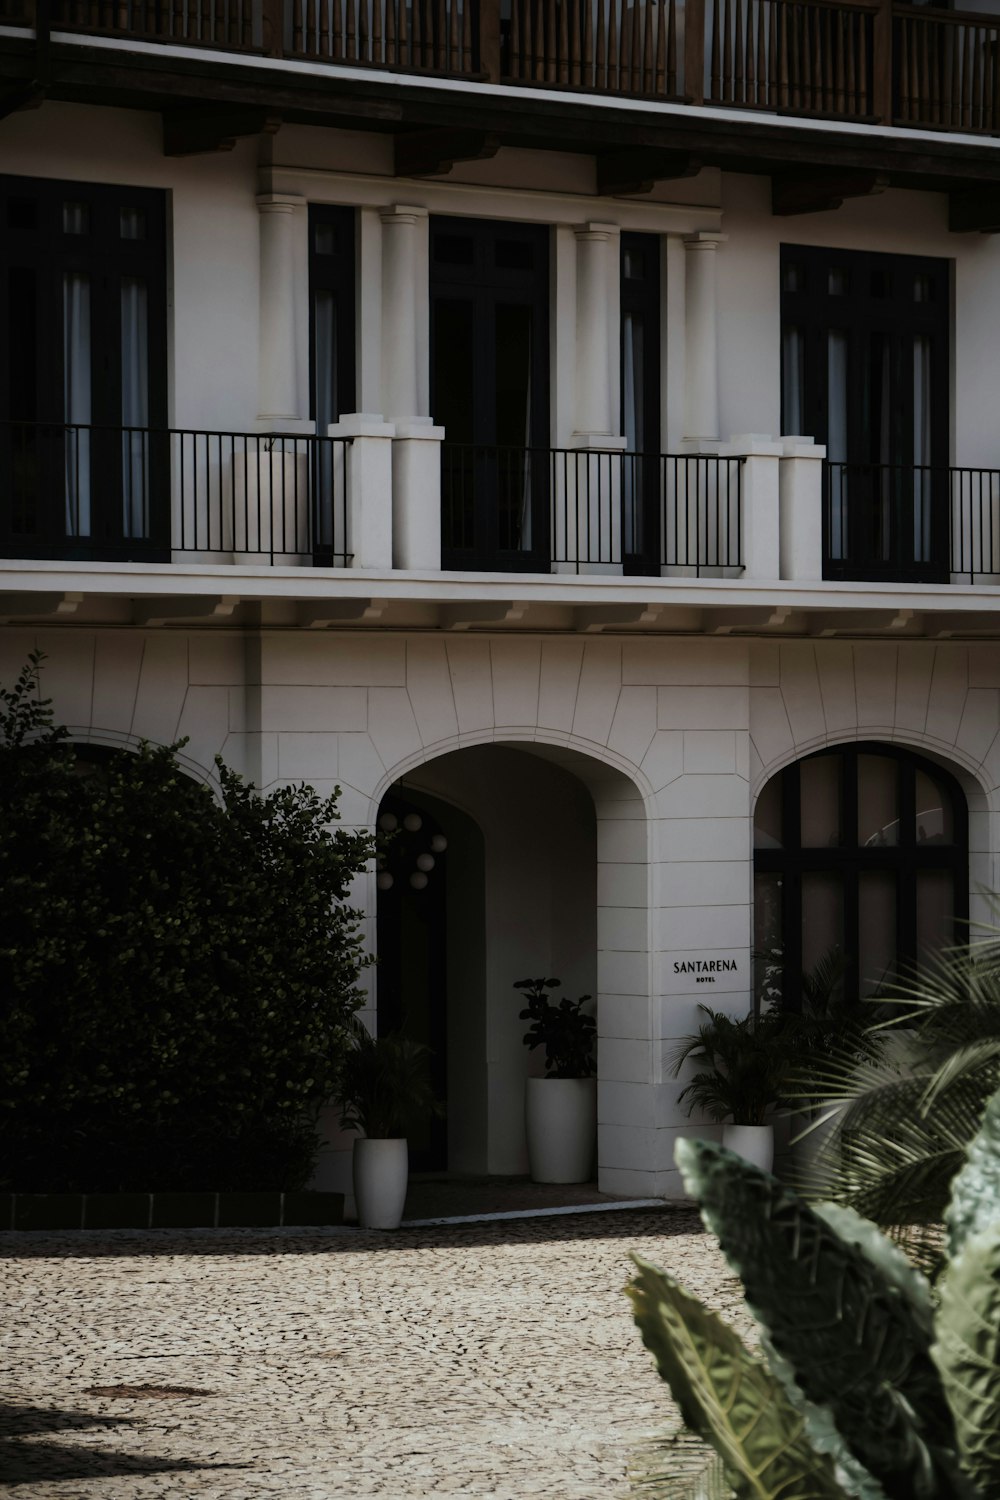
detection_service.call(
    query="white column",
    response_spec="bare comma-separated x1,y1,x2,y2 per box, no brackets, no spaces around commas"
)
573,222,619,438
731,434,783,580
683,232,726,442
779,437,826,580
380,204,426,422
380,204,442,570
327,413,396,571
256,193,311,433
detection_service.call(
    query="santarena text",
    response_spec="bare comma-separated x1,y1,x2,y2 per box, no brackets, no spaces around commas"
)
672,959,738,975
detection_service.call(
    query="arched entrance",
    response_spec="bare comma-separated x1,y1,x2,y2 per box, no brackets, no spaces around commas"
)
374,740,648,1183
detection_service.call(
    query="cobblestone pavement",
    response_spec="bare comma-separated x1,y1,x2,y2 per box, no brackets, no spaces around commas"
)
2,1207,745,1500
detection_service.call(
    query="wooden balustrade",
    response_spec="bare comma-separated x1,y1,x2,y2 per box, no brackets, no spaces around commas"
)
706,0,875,116
49,0,255,45
894,6,1000,133
504,0,680,97
286,0,472,71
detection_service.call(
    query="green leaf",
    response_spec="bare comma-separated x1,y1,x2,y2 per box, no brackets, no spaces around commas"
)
812,1203,935,1339
945,1081,1000,1260
933,1225,1000,1493
627,1255,853,1500
629,1426,735,1500
675,1138,963,1500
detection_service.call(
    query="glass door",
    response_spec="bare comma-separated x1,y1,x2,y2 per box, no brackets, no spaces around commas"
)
781,245,949,584
431,217,549,572
0,176,168,561
621,231,661,576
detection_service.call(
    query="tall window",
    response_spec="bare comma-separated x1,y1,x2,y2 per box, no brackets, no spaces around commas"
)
0,175,167,560
621,231,660,576
308,205,356,433
754,744,968,1007
780,245,950,584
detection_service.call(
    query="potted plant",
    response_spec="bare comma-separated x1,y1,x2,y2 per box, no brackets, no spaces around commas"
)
338,1025,440,1229
515,977,597,1184
669,1005,793,1172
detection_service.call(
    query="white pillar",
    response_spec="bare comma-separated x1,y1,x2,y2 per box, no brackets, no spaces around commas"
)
256,193,311,433
327,413,396,571
683,232,726,442
731,434,783,580
573,222,620,438
779,437,826,580
380,204,441,570
380,204,427,422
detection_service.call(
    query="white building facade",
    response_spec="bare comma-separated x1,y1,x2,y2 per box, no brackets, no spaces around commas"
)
3,4,1000,1197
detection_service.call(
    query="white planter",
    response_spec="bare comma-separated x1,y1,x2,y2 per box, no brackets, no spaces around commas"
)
353,1137,408,1229
722,1123,775,1174
525,1077,597,1184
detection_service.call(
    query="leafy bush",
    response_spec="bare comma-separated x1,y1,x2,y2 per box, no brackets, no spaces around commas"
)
338,1023,441,1139
514,976,596,1079
669,1005,794,1127
626,1091,1000,1500
0,655,374,1192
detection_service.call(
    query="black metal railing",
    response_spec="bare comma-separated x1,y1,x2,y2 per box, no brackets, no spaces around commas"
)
824,461,1000,584
441,443,743,573
1,422,352,565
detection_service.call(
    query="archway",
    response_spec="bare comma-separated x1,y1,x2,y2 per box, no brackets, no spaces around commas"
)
753,740,970,1007
374,739,649,1185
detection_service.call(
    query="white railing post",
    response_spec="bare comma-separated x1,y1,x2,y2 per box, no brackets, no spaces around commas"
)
327,414,395,571
393,419,444,571
729,434,782,580
779,436,826,580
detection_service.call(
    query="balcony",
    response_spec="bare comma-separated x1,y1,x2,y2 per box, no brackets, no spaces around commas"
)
3,0,1000,134
5,422,1000,587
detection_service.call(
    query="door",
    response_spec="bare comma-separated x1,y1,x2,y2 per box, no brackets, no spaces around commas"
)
621,231,661,575
0,175,168,561
781,245,950,583
431,216,550,571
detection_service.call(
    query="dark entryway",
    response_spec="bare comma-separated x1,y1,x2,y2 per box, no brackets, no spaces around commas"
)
432,215,550,571
780,244,950,584
0,174,168,561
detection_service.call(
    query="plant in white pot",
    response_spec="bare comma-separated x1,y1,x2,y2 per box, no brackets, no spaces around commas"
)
516,977,597,1185
669,1005,792,1173
339,1025,440,1230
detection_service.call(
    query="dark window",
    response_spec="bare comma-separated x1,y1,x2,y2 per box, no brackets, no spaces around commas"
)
431,216,550,572
780,244,950,585
620,231,660,577
0,174,168,561
754,743,968,1009
308,205,356,432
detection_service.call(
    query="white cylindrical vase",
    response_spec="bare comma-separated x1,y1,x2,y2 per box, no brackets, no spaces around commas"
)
722,1123,775,1174
525,1077,597,1184
353,1137,409,1229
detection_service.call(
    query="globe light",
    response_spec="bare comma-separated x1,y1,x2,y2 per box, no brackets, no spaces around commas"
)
403,813,423,832
376,872,394,891
379,812,398,832
409,871,428,890
416,853,435,872
429,834,448,853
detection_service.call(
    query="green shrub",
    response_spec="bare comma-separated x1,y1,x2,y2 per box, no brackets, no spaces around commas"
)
0,654,374,1192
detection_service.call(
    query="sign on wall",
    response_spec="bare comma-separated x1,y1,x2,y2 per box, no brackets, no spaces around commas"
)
663,951,749,995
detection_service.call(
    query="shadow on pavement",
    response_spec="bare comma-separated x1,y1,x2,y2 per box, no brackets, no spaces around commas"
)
0,1403,249,1485
0,1205,702,1258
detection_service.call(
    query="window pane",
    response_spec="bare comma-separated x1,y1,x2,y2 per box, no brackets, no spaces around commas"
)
754,774,783,848
63,271,92,537
859,870,896,997
828,268,848,296
624,248,645,280
915,768,954,845
782,325,804,434
783,262,803,294
913,333,932,562
754,873,783,1008
314,222,338,256
801,755,842,848
120,207,146,240
63,202,89,235
121,276,149,539
916,870,954,968
858,754,898,847
801,870,844,977
495,303,533,551
313,289,338,431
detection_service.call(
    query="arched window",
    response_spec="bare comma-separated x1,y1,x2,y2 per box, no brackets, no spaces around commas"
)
754,743,968,1007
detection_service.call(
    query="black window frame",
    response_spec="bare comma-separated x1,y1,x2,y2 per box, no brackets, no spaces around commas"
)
754,741,968,1010
620,230,661,578
307,203,357,431
0,173,169,562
